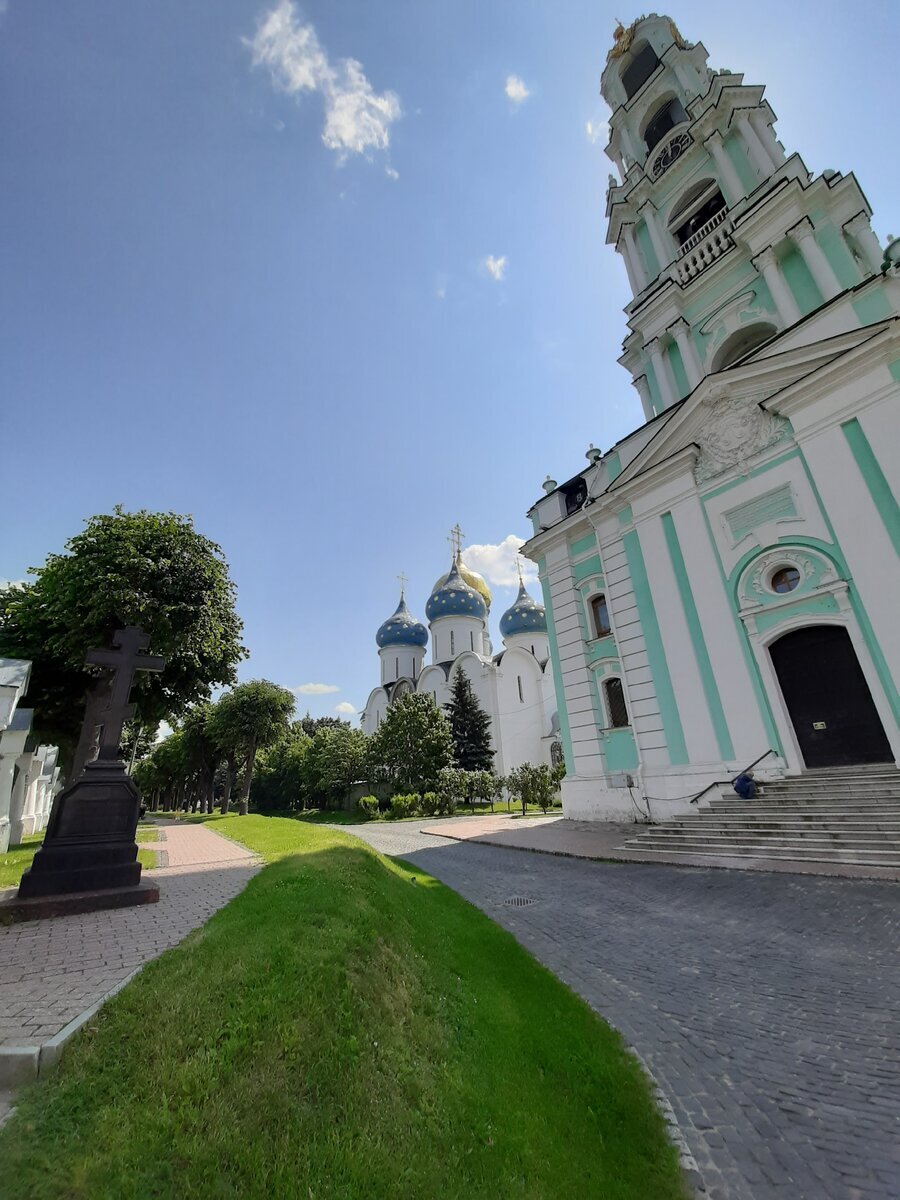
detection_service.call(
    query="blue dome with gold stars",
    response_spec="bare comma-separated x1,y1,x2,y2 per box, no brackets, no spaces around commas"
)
500,581,547,639
376,595,428,648
425,556,488,622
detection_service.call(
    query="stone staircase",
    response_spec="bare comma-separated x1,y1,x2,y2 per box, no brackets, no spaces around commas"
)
620,765,900,867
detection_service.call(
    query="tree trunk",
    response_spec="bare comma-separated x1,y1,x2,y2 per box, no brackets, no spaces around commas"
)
205,768,216,814
220,758,235,814
238,738,257,816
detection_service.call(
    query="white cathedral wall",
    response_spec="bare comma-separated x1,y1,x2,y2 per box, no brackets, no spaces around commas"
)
430,616,485,664
494,649,550,773
379,646,424,687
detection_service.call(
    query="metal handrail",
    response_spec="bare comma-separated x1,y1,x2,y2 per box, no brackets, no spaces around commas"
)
688,748,778,806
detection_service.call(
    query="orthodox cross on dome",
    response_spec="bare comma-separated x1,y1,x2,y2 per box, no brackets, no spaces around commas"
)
397,571,408,598
516,556,525,586
85,627,166,762
447,523,465,559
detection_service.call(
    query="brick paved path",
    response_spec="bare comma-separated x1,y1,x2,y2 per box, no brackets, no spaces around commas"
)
343,820,900,1200
0,823,259,1050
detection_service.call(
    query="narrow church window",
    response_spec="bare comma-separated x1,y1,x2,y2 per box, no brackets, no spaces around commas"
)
450,631,455,656
591,594,611,638
517,676,525,703
470,631,474,650
395,656,399,677
603,677,629,728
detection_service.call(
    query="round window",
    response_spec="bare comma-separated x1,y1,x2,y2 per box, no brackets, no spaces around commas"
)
770,566,800,594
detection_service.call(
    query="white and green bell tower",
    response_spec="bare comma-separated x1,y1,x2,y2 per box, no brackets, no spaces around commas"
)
602,16,887,421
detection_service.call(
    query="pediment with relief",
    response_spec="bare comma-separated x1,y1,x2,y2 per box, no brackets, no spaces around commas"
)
693,386,790,483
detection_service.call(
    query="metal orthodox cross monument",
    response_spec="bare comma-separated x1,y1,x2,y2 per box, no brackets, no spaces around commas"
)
85,627,165,762
447,523,465,558
396,571,408,598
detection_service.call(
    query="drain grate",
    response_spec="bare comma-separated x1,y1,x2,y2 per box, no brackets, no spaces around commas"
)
503,895,536,908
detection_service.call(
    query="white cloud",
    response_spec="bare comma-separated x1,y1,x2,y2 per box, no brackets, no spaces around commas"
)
292,682,340,695
334,701,357,715
463,535,538,589
0,578,27,590
385,165,399,180
246,1,401,161
483,254,507,282
155,720,173,744
435,286,446,300
505,74,530,105
585,118,608,145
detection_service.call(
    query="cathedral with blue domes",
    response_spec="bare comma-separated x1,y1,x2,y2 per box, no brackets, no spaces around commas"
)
361,538,560,774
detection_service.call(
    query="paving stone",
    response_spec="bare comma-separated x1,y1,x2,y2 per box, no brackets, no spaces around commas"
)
341,819,900,1200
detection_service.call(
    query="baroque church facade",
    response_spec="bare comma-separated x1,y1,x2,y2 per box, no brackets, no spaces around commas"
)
361,543,560,775
523,15,900,820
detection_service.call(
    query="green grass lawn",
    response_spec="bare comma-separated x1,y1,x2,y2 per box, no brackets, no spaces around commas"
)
0,836,158,888
0,814,686,1200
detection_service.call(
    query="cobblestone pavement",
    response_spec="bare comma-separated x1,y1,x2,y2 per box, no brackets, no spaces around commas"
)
0,824,260,1050
342,820,900,1200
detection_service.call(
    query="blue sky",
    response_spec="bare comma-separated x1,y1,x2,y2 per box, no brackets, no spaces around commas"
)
2,0,898,722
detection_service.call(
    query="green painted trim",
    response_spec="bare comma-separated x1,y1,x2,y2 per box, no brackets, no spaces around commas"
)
667,339,690,400
635,219,659,279
603,727,639,771
606,450,622,481
754,593,839,633
573,554,602,583
537,558,575,774
661,512,735,760
644,357,663,415
842,418,900,559
889,359,900,384
569,533,597,558
701,447,800,503
723,132,757,197
698,502,784,755
794,456,900,726
817,225,860,291
781,245,823,316
621,530,689,765
618,505,633,527
586,636,618,664
852,290,892,327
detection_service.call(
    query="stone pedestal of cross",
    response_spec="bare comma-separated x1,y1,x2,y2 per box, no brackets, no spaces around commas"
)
10,628,167,919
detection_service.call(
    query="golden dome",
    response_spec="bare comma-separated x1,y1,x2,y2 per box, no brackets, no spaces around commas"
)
432,558,492,610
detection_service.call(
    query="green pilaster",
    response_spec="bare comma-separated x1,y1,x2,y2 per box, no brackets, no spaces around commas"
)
537,557,575,775
661,513,735,760
621,529,688,765
852,290,892,327
781,246,823,315
841,418,900,559
667,340,690,399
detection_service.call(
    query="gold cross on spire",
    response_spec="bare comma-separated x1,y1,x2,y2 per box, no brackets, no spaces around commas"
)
447,523,465,558
516,556,525,586
397,571,408,597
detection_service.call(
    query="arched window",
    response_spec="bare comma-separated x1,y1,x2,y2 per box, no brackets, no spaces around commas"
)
470,631,474,651
712,323,778,371
590,593,611,638
668,179,727,247
603,678,629,728
450,630,455,656
517,676,525,703
395,656,399,677
644,97,688,153
621,42,660,100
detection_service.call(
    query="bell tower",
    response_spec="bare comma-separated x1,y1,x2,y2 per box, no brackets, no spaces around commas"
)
602,16,887,421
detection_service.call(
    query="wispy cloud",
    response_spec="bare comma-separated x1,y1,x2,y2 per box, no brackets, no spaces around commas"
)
155,720,174,744
504,74,530,105
483,255,507,282
246,1,401,161
463,535,538,588
334,701,357,715
0,578,27,590
585,118,608,145
292,682,340,695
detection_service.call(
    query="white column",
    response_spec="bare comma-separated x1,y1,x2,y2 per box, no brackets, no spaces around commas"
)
843,213,883,276
748,109,785,168
633,374,654,421
736,113,773,178
646,338,678,409
20,758,42,836
620,224,649,293
788,217,842,300
670,318,704,389
705,130,745,206
638,203,670,274
753,247,802,326
0,751,16,853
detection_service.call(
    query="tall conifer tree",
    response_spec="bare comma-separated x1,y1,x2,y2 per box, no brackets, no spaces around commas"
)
445,672,494,771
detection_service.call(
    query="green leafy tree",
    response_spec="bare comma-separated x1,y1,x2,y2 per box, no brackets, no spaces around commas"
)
251,726,312,814
444,672,494,772
209,680,295,815
181,701,221,813
305,725,367,810
367,694,453,794
296,713,349,737
0,507,245,773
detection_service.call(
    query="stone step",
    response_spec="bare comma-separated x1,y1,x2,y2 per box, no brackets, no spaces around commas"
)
759,785,900,797
634,830,898,850
669,820,900,834
707,799,900,811
621,839,900,865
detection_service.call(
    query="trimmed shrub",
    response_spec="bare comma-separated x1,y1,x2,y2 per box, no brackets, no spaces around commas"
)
387,793,420,820
356,795,380,819
419,791,440,816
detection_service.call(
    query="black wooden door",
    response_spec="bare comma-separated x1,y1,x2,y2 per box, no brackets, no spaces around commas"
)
770,626,893,768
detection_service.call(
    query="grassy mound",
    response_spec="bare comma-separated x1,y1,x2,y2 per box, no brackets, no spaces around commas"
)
0,817,686,1200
